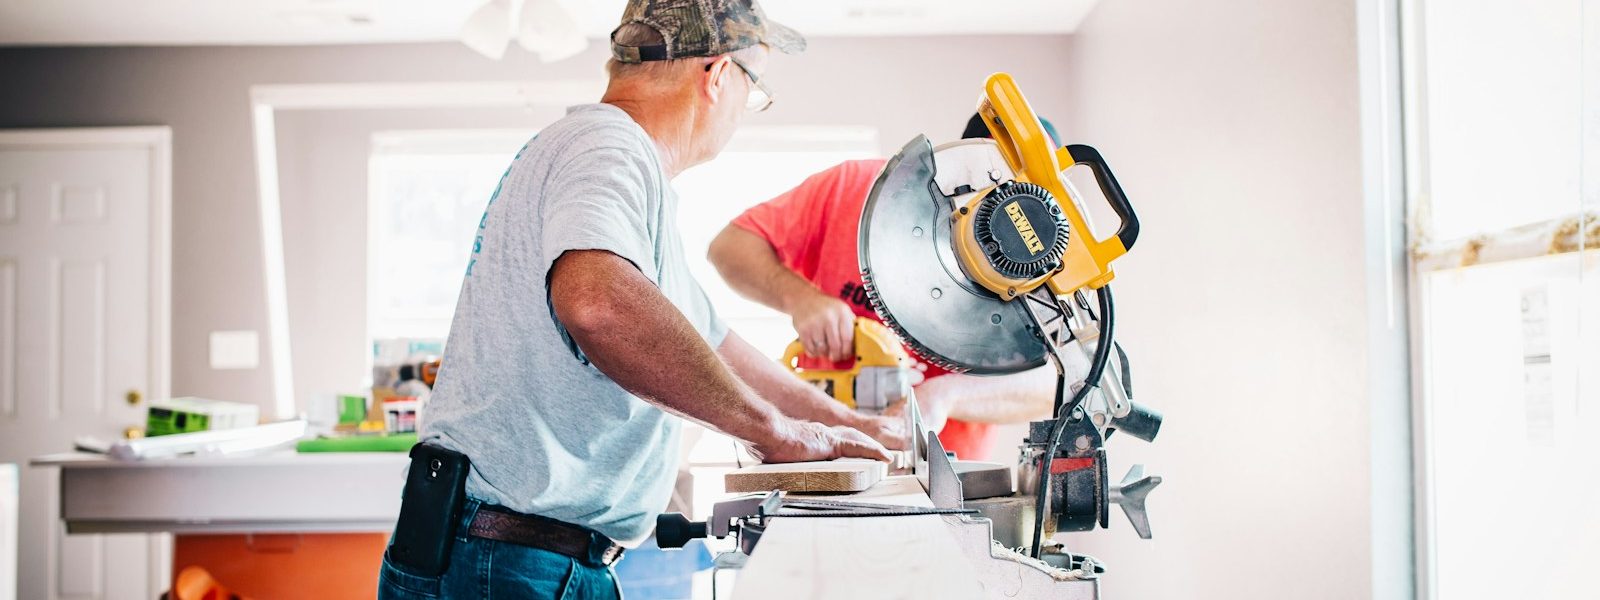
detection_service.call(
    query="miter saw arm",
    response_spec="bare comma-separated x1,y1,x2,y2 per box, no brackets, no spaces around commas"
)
1061,296,1162,444
1024,285,1117,558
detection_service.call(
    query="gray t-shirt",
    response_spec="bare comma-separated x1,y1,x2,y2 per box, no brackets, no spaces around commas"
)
421,103,727,544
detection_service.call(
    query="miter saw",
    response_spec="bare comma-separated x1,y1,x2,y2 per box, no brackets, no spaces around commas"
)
859,72,1166,562
656,73,1163,598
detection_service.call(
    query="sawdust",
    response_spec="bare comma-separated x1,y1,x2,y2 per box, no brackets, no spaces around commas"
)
987,542,1093,582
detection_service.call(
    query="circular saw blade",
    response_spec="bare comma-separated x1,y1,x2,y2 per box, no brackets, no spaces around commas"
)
859,135,1047,375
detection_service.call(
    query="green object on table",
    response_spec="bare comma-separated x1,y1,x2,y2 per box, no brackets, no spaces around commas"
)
337,394,367,425
146,397,260,437
147,409,209,436
296,432,417,453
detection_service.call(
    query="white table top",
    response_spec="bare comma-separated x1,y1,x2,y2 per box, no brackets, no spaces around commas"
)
32,450,408,469
34,450,408,534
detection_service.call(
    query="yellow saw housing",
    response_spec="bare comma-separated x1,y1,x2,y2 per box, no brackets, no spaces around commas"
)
952,73,1140,299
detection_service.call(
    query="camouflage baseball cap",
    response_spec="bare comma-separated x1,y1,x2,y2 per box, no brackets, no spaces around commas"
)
610,0,806,63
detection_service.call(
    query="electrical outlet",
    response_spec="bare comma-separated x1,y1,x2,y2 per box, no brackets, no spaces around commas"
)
209,330,260,370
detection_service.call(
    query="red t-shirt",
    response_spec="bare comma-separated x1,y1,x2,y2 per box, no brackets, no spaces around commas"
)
730,158,993,460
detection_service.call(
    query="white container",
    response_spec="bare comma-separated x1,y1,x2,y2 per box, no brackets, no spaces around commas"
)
384,398,421,434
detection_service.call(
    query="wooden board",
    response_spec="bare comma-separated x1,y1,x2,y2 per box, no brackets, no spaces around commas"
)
723,459,887,493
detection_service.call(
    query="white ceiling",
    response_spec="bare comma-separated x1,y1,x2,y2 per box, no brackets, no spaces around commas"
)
0,0,1098,47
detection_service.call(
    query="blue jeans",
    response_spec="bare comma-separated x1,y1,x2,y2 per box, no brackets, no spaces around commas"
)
378,500,623,600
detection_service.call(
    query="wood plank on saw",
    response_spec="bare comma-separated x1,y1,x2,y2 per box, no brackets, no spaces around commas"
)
723,459,887,493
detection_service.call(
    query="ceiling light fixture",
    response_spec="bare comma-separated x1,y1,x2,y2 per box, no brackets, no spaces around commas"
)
460,0,513,60
518,0,588,62
460,0,588,62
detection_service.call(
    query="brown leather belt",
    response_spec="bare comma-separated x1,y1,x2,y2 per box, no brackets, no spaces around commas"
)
466,506,625,567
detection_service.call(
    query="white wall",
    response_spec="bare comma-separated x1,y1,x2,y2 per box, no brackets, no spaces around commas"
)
1053,1,1383,599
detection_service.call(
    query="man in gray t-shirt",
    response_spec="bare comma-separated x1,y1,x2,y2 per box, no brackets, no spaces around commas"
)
381,1,906,599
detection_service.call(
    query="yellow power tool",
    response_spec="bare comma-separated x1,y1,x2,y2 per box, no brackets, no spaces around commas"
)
860,72,1163,560
781,318,913,415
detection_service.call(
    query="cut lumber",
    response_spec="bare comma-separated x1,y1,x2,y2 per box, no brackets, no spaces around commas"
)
723,459,887,493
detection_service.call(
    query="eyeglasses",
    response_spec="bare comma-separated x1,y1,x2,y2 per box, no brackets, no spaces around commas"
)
707,56,775,113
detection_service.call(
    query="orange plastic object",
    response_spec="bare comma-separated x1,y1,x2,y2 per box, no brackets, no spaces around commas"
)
419,359,441,387
172,565,251,600
171,533,388,600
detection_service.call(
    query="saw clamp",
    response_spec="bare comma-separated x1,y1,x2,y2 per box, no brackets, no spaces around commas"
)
657,490,978,557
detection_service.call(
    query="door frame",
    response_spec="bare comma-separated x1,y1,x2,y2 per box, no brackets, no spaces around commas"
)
0,126,174,598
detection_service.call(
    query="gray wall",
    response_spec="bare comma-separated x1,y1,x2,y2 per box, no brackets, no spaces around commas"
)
1056,1,1381,599
0,36,1076,411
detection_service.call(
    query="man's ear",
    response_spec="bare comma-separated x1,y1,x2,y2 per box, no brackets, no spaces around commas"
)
702,57,732,104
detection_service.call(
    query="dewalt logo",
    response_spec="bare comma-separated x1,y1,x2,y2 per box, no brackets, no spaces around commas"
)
1005,202,1045,254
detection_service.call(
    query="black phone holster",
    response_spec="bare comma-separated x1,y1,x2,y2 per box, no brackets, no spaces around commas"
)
388,443,472,577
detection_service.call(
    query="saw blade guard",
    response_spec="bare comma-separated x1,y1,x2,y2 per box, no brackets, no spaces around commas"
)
858,135,1049,374
858,73,1145,375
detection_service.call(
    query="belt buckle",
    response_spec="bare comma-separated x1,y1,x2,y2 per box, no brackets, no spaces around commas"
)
599,544,624,566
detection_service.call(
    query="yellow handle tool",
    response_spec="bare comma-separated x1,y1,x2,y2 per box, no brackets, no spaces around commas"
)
965,72,1141,297
782,318,912,413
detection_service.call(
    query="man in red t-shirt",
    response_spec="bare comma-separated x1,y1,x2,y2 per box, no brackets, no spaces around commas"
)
708,114,1061,460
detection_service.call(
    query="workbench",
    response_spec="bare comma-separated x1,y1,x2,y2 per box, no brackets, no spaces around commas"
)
32,451,404,599
33,453,1079,599
32,451,406,534
731,475,985,599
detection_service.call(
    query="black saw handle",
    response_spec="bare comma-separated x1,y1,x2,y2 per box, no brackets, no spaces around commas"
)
1064,144,1140,252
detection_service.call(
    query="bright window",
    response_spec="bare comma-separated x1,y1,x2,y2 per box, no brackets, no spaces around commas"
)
1414,0,1586,241
1403,1,1599,598
367,130,531,344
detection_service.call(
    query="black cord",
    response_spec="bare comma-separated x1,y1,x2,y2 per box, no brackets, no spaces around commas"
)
1029,285,1115,559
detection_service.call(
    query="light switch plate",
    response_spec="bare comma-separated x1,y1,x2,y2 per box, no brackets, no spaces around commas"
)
209,330,260,370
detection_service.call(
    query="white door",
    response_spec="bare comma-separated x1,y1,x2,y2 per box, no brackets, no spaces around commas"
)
1,464,16,600
0,129,171,600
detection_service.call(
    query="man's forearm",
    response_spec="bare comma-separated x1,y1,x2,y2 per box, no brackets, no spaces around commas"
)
718,330,865,428
710,224,858,361
707,225,825,313
549,250,788,446
934,367,1057,424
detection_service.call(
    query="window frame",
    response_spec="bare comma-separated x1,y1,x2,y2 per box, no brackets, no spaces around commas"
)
1398,0,1597,597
